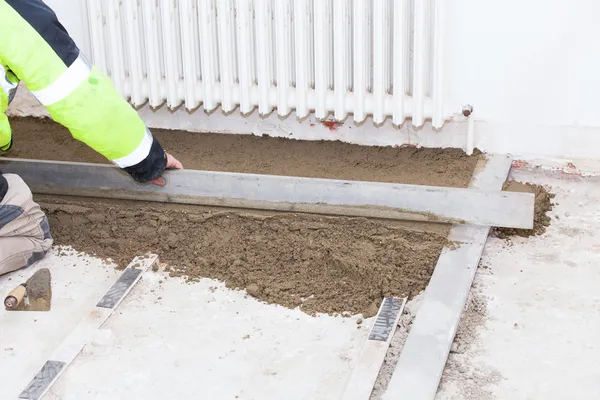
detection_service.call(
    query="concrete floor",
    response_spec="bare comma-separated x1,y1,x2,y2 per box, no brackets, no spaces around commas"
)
0,250,367,400
437,168,600,400
1,167,599,399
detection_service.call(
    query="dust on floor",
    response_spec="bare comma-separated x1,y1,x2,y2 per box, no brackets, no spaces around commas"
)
436,267,503,400
5,116,481,186
40,196,448,318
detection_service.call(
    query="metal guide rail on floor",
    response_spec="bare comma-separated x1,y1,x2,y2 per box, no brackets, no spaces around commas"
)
0,157,532,229
382,153,513,399
18,255,157,400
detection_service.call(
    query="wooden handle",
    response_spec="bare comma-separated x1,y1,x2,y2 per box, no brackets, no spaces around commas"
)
4,285,26,310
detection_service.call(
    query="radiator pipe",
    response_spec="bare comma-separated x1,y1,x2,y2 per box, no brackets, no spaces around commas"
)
463,105,475,156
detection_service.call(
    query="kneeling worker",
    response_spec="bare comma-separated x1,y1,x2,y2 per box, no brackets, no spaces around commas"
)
0,0,183,276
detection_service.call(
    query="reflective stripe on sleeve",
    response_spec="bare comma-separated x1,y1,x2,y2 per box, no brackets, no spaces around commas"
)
0,64,18,99
31,55,91,106
111,128,154,168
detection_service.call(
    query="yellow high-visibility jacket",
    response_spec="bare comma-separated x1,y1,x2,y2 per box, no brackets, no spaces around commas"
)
0,0,167,184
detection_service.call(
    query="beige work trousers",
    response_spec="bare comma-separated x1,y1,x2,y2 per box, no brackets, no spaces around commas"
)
0,174,53,276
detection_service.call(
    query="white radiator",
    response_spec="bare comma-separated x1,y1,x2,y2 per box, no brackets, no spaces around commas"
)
86,0,447,128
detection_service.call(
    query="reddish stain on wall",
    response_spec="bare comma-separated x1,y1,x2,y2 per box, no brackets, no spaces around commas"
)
321,120,342,131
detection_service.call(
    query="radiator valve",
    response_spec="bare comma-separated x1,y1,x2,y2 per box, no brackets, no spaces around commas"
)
462,105,474,117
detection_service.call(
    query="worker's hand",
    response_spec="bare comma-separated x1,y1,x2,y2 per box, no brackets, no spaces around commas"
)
151,153,183,186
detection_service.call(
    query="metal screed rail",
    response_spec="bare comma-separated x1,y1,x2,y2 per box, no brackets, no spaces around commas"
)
0,157,532,229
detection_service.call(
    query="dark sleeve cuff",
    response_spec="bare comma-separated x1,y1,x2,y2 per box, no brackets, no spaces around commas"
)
122,136,167,183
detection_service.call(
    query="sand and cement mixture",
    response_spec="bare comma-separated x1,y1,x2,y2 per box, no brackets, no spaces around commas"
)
6,116,480,186
3,117,557,316
3,117,490,316
494,180,555,238
3,116,557,316
7,118,544,316
40,197,448,317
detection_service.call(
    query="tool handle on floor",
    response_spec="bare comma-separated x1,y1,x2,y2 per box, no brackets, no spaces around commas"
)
4,285,26,310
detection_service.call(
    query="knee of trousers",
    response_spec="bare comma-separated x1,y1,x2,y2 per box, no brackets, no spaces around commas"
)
1,173,33,207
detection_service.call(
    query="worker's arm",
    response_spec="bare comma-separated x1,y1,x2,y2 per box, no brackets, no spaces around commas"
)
0,0,181,183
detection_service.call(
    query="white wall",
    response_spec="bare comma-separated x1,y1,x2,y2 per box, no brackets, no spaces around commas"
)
43,0,90,56
25,0,600,166
444,0,600,128
438,0,600,162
